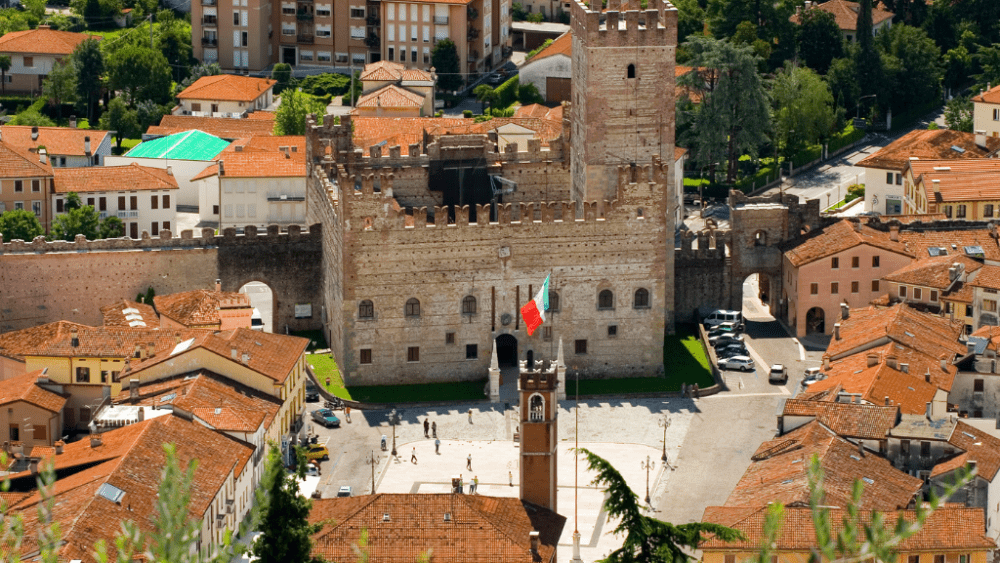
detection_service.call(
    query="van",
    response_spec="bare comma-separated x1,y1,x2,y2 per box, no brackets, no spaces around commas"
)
250,308,264,331
704,310,743,328
768,365,788,384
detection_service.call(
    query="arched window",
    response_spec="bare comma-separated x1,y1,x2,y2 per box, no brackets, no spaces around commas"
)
462,295,477,314
598,289,614,310
634,288,649,309
627,64,636,79
754,230,767,246
359,299,374,319
405,298,421,318
548,291,560,312
529,394,544,421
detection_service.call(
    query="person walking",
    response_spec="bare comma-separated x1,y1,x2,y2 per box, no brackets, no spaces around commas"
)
345,405,351,423
467,453,472,470
472,475,479,494
435,438,441,454
509,470,513,487
424,418,430,438
431,420,437,438
411,447,417,464
459,474,464,494
467,409,473,423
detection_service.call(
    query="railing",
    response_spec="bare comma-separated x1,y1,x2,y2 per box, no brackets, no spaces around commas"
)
433,15,448,24
99,211,108,219
297,11,313,20
467,27,479,41
267,194,306,201
297,33,314,43
202,16,217,25
467,7,478,20
117,210,139,219
201,37,218,46
364,33,380,49
201,0,216,5
366,14,379,25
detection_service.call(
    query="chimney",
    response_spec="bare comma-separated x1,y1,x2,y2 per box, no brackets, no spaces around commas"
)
90,434,103,448
886,355,898,369
976,130,988,150
867,353,879,367
857,440,864,456
38,148,47,165
925,369,931,383
69,115,77,129
54,440,64,455
138,408,145,422
841,302,850,320
834,323,841,341
941,355,949,371
31,125,38,140
241,353,250,363
885,396,891,406
926,402,933,419
823,354,831,370
529,531,540,554
129,378,139,400
231,347,239,360
70,327,79,347
218,161,225,176
216,279,222,292
29,459,38,475
166,165,173,176
852,220,862,232
889,225,899,241
134,343,144,359
84,135,91,154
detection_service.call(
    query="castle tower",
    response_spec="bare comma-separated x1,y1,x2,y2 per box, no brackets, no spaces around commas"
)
569,0,678,203
519,359,561,512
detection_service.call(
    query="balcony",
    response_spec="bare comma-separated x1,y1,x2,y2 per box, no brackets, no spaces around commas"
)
433,15,448,24
365,33,380,49
201,0,216,5
267,193,306,201
297,33,314,43
202,15,217,25
296,11,313,20
366,13,380,25
467,27,479,41
467,7,478,20
201,37,218,46
117,210,139,219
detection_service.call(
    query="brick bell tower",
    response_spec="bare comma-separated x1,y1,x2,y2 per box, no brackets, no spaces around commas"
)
569,0,678,204
519,358,562,512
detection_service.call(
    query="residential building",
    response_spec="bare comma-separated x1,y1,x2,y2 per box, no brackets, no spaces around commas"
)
0,125,113,167
789,0,893,43
0,26,97,95
904,159,1000,217
856,129,1000,215
777,398,900,453
174,74,277,116
782,219,913,336
51,163,179,239
145,114,276,140
99,299,160,329
105,130,231,208
880,254,983,324
972,84,1000,138
950,327,1000,419
153,283,254,330
970,265,1000,328
0,369,67,450
0,140,54,231
822,302,966,364
308,494,566,563
192,136,307,229
701,505,995,563
896,224,1000,267
354,60,436,117
518,31,570,103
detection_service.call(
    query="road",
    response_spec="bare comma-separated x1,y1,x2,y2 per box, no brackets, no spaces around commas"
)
239,281,273,333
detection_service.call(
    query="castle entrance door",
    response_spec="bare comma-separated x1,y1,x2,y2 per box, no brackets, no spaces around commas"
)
496,334,518,367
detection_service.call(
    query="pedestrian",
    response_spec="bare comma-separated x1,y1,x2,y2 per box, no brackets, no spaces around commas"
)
424,418,430,438
472,475,479,494
345,405,351,423
435,438,441,454
693,383,700,399
467,453,472,470
431,420,437,437
411,447,417,464
467,409,473,423
508,470,513,487
459,474,464,494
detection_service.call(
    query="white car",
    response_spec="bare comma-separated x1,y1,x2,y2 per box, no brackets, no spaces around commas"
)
802,367,824,387
719,356,755,372
768,364,788,384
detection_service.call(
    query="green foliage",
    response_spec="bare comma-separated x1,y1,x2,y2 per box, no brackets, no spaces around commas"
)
99,97,140,148
944,95,973,132
517,82,543,105
797,9,843,75
942,43,972,92
463,109,473,118
252,444,324,563
298,72,352,100
511,2,527,21
0,54,10,96
876,24,943,114
578,448,744,563
772,63,836,152
271,63,293,95
42,59,78,120
101,215,124,238
154,10,194,82
41,12,88,31
492,75,519,108
51,202,102,242
72,39,104,123
0,9,30,37
432,39,462,91
21,0,47,21
846,183,865,202
927,121,939,130
0,209,44,242
473,84,496,113
274,90,326,136
826,55,860,115
526,12,544,22
135,99,169,132
10,110,56,127
145,286,156,305
525,39,552,60
70,0,121,23
855,0,885,105
731,21,771,65
975,44,1000,93
672,0,706,43
105,45,172,105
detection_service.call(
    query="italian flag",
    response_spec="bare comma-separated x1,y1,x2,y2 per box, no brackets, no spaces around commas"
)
521,275,550,336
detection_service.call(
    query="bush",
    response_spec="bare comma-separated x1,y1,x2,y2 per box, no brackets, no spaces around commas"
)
492,75,519,108
298,73,352,100
517,83,544,105
827,124,864,154
845,183,864,203
463,109,473,117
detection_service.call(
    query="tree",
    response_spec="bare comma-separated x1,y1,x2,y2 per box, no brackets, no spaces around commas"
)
155,10,193,83
0,55,10,96
975,44,1000,93
578,448,743,563
772,63,836,154
274,90,325,136
42,59,78,120
731,21,771,66
251,444,324,563
0,209,44,242
135,99,168,132
105,45,172,105
21,0,46,20
876,25,942,114
855,0,885,102
50,193,101,241
175,62,221,96
944,95,973,132
678,37,771,183
99,97,140,148
432,39,462,91
942,44,972,94
826,55,860,115
10,111,56,127
100,216,124,239
72,38,103,124
271,63,293,95
673,0,706,44
797,9,843,75
473,84,495,113
69,0,121,22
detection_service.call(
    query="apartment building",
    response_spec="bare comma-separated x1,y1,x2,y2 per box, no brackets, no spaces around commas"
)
0,141,54,232
904,159,1000,217
0,125,113,167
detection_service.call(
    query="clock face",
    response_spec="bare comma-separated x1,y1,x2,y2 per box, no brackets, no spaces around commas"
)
500,313,513,326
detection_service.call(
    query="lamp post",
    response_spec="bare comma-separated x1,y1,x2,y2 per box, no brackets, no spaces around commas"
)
388,408,399,458
641,456,655,506
658,415,670,462
367,450,380,493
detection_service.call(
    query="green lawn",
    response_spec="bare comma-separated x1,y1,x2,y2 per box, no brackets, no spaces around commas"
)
290,329,328,352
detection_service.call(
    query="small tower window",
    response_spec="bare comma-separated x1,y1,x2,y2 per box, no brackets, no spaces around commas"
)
529,394,544,421
405,298,421,318
359,299,374,319
627,64,635,79
462,295,477,315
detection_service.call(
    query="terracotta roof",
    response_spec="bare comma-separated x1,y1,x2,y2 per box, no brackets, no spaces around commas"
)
0,369,67,413
0,126,111,157
223,135,305,153
211,148,305,179
351,116,474,151
247,110,276,120
857,130,1000,171
514,103,563,120
309,494,566,563
0,322,204,362
972,84,1000,105
146,115,275,140
882,254,983,290
789,0,894,31
866,213,948,224
528,31,571,62
52,163,178,194
355,84,426,109
176,74,276,102
946,421,1000,480
898,227,1000,263
970,264,1000,291
10,415,254,563
0,320,91,362
726,421,922,509
702,505,995,551
910,159,1000,203
825,303,966,362
425,116,563,146
0,27,98,55
153,289,250,328
360,60,434,82
675,146,688,161
780,399,898,440
785,219,913,267
971,326,1000,351
99,299,160,329
931,452,971,479
0,141,53,179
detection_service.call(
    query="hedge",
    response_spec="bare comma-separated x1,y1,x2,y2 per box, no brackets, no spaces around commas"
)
828,124,865,153
493,75,519,109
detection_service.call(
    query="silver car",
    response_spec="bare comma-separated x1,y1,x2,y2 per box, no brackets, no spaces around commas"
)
719,355,755,372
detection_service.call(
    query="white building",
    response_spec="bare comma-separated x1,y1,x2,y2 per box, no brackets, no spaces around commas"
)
0,125,113,167
174,74,277,117
973,84,1000,138
518,31,570,104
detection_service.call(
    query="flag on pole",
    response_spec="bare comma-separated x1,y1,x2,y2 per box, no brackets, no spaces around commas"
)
520,275,550,336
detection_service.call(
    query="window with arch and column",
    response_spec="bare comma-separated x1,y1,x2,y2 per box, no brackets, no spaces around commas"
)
405,298,421,318
633,288,649,309
598,289,614,310
359,299,374,319
529,393,544,421
548,290,559,312
462,295,477,314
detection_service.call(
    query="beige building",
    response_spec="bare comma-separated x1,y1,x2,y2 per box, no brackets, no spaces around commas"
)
0,125,113,167
0,369,67,451
0,140,54,232
354,61,436,117
972,84,1000,138
904,159,1000,218
153,283,254,330
174,74,276,116
0,26,97,96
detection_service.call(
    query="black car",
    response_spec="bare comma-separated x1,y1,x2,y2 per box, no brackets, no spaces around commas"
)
305,384,320,402
717,345,749,359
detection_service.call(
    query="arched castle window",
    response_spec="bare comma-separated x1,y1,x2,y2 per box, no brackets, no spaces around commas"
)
548,291,560,312
462,295,477,315
634,288,650,309
754,230,767,246
529,393,545,422
359,300,374,319
598,289,614,310
627,64,636,79
405,298,421,318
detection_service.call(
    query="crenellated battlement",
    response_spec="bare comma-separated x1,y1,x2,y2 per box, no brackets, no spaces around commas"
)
675,229,731,260
570,0,677,49
0,224,322,255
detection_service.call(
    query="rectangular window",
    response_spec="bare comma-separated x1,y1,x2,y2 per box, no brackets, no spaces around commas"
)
241,31,248,47
575,339,587,354
851,281,859,293
810,283,818,295
224,204,233,217
872,255,880,267
411,48,417,62
350,7,365,17
56,198,64,213
33,424,46,441
901,439,910,456
920,441,931,457
967,304,974,316
31,179,39,192
872,280,880,291
445,332,455,344
99,197,106,211
851,256,859,268
163,195,169,208
900,285,908,298
318,52,331,62
317,7,330,16
130,196,137,210
607,325,618,337
914,287,922,300
957,204,967,218
151,195,158,209
985,299,997,313
724,555,736,563
407,346,419,362
163,221,170,231
423,25,429,42
8,425,18,441
151,222,159,235
13,202,22,211
945,206,953,218
831,282,839,294
831,257,839,269
86,197,94,207
896,173,902,185
986,204,995,218
14,180,22,192
423,50,430,64
975,379,985,392
466,344,478,359
118,196,126,209
994,108,999,121
360,349,372,364
75,367,90,383
100,370,109,383
542,326,552,341
388,47,394,60
248,204,256,218
930,290,938,302
23,56,33,67
31,201,41,217
887,172,893,184
234,11,239,24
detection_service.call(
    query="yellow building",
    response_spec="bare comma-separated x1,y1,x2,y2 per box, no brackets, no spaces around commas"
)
904,159,1000,218
0,369,67,451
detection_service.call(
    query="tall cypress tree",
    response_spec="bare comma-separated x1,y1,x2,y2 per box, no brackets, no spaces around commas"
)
855,0,884,106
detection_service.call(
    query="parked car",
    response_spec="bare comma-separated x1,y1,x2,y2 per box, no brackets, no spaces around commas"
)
717,320,743,332
301,463,320,477
717,344,749,358
304,444,330,461
337,485,353,497
768,364,788,384
305,383,320,402
802,367,824,387
704,310,743,328
250,307,264,331
312,408,341,428
486,72,504,85
719,356,755,372
711,333,745,347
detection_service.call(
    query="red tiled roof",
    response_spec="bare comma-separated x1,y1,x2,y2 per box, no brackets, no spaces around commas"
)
0,27,98,55
780,399,898,440
882,254,983,290
0,322,204,361
514,103,563,121
360,60,434,82
355,84,426,109
154,289,251,328
146,115,275,140
970,264,1000,291
223,135,305,153
528,31,571,62
0,369,68,413
785,219,913,267
789,0,894,31
351,116,473,151
425,116,563,146
176,74,276,102
0,126,111,157
857,129,1000,171
898,227,1000,262
310,494,566,563
213,148,305,178
0,141,53,179
972,84,1000,105
99,299,160,329
825,303,966,362
947,421,1000,480
53,163,178,194
909,159,1000,203
0,320,92,361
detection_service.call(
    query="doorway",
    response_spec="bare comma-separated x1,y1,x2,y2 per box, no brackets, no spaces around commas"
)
282,47,296,65
806,307,826,335
496,334,517,367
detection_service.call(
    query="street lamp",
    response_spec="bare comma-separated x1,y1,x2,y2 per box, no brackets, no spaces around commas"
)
388,408,399,458
367,450,380,493
658,415,671,463
641,456,655,506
